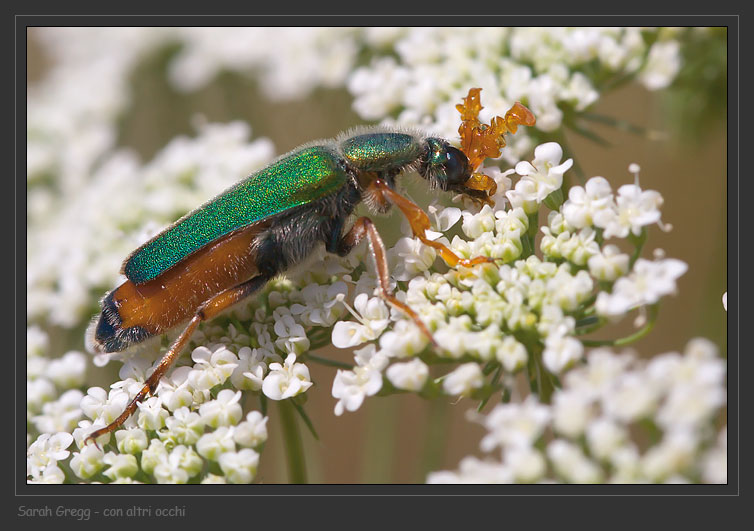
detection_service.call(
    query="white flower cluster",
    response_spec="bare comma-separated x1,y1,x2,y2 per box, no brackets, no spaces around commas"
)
27,27,715,484
28,121,275,329
329,142,685,417
27,255,365,483
348,27,683,160
29,27,684,193
26,326,87,444
428,338,726,484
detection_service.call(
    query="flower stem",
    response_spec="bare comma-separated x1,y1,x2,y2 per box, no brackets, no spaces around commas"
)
305,353,354,370
581,304,659,347
418,398,450,482
361,398,398,483
278,400,307,484
629,228,647,268
533,343,555,404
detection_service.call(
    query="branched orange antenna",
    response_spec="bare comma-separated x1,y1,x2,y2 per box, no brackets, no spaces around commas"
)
456,88,536,203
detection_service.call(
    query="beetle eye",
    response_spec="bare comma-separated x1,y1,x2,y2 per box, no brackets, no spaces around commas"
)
444,146,471,187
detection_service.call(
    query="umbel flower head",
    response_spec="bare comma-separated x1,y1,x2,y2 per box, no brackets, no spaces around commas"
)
26,27,724,484
429,338,726,484
27,114,688,484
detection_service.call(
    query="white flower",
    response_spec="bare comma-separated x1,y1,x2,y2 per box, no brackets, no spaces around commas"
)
641,429,697,482
562,176,614,229
442,363,484,397
552,390,594,438
155,366,194,412
32,389,84,433
27,326,49,357
480,396,551,451
114,428,148,455
233,411,268,448
640,41,681,90
140,439,169,476
112,357,152,397
505,446,547,483
229,346,270,392
602,371,660,423
586,417,627,461
201,474,227,484
543,332,584,373
332,293,391,348
218,448,260,484
427,456,514,484
27,378,56,414
433,315,474,359
462,204,497,239
378,319,429,358
588,244,630,282
607,444,642,483
27,432,74,476
70,443,105,480
187,345,238,391
547,439,602,483
72,420,110,449
81,386,121,422
136,396,169,431
46,350,87,388
596,258,687,316
102,453,138,481
511,142,573,203
427,202,462,232
386,358,429,391
196,427,236,461
273,312,311,355
557,227,601,266
28,464,66,484
564,348,633,399
198,389,243,428
163,407,205,445
655,383,725,432
262,353,313,400
701,427,726,484
496,336,528,372
289,281,347,327
153,445,202,484
554,268,594,311
505,178,540,214
602,184,664,239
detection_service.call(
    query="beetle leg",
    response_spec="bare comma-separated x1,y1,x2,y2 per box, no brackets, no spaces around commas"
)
84,274,271,446
370,178,496,268
335,216,437,347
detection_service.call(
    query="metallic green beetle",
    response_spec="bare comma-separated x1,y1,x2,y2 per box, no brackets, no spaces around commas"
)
85,93,536,444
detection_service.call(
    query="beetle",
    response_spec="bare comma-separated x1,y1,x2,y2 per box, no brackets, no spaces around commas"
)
84,88,535,444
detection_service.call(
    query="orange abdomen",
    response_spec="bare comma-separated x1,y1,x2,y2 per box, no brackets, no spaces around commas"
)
94,223,266,352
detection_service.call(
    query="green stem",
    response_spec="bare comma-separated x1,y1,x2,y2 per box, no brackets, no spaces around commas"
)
534,345,555,404
305,353,354,370
629,228,648,269
580,304,659,347
278,400,307,484
477,365,503,412
522,212,539,258
361,399,398,483
418,399,450,482
526,348,539,396
574,316,606,336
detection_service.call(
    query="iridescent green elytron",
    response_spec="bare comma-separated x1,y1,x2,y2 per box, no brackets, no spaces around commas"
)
341,133,421,171
124,146,348,284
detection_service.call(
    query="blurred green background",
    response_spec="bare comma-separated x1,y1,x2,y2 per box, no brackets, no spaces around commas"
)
27,28,727,483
